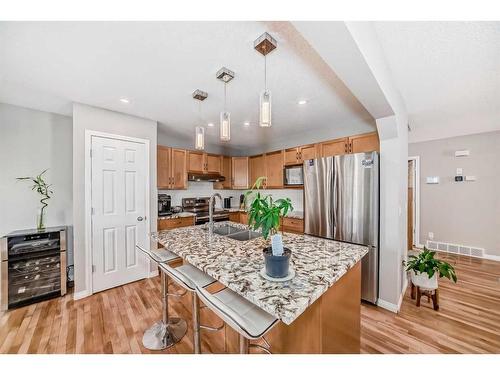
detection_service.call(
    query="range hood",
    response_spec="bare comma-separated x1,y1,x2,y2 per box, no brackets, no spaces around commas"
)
188,172,226,183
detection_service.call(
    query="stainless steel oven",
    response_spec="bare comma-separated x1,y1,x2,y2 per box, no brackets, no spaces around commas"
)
284,165,304,186
182,197,229,225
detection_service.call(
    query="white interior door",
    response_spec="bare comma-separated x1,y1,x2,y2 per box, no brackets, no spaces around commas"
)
91,135,148,293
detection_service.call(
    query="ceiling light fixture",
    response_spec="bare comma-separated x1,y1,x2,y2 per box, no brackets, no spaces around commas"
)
243,121,250,127
207,122,214,127
298,100,307,105
255,32,277,128
192,89,208,150
216,67,234,142
119,98,130,103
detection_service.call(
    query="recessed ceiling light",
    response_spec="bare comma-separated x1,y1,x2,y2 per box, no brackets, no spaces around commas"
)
207,123,214,127
298,100,307,105
120,98,130,104
243,121,250,126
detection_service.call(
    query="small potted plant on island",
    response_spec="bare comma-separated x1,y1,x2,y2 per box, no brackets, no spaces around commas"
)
245,177,294,279
404,247,457,310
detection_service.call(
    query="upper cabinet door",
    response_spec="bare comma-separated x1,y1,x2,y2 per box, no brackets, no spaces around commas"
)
157,146,171,189
249,154,266,188
319,138,348,157
284,148,299,165
206,154,222,174
188,151,205,173
349,132,380,153
299,144,318,162
214,156,232,189
170,148,187,189
265,150,284,188
232,157,249,189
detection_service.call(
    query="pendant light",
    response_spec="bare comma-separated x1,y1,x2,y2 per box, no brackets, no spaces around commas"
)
254,32,277,128
216,67,234,142
192,89,208,150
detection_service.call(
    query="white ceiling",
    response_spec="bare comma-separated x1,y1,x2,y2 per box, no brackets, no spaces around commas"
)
373,21,500,143
0,21,374,151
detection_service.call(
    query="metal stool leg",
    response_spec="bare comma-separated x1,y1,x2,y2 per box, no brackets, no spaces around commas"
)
142,271,187,350
239,336,249,354
192,292,201,354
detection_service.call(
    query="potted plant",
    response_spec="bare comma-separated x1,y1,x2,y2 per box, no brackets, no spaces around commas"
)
244,177,293,278
17,169,53,231
404,247,457,290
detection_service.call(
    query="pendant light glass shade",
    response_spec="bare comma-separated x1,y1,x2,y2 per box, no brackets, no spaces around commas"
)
195,126,205,150
220,111,230,141
260,90,272,127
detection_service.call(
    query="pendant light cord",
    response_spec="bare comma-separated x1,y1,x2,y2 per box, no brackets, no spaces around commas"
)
224,81,227,112
264,54,267,92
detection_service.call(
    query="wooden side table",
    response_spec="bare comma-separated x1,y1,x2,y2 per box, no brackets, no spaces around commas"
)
410,281,439,311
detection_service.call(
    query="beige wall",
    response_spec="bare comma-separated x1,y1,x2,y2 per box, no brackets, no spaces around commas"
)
409,131,500,257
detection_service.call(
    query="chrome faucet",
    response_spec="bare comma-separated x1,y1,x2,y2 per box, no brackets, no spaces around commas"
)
208,193,222,234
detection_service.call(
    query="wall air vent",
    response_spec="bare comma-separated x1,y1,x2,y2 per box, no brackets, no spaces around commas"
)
426,240,485,259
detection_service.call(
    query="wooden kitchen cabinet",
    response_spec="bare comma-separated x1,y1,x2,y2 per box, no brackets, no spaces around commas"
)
188,151,222,174
206,154,222,174
249,154,266,188
157,146,171,189
214,156,232,189
157,216,195,230
265,150,284,188
239,212,248,225
231,157,249,189
284,144,318,165
281,217,304,234
229,212,240,222
348,132,379,153
157,146,187,189
319,138,349,157
188,151,205,173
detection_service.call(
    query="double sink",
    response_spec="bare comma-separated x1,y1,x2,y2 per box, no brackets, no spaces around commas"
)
203,223,262,241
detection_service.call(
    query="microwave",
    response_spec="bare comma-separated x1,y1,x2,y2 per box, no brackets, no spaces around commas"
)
284,165,304,186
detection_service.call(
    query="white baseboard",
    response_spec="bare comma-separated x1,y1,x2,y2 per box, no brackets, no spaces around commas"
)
376,298,399,313
148,270,159,278
73,290,91,301
483,254,500,262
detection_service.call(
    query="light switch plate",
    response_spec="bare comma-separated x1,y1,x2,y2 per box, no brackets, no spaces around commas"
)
426,176,439,184
465,176,477,181
456,168,463,175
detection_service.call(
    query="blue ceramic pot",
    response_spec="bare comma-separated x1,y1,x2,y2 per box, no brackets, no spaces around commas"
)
263,247,291,278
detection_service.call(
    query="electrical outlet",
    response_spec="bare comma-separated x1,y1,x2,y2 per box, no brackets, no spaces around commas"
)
428,232,434,240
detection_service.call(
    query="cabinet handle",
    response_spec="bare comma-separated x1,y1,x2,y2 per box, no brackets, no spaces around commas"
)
345,143,348,153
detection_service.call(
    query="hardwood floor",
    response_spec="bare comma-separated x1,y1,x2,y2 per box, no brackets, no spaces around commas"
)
361,253,500,353
1,253,499,354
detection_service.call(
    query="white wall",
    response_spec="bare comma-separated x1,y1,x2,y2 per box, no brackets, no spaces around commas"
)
0,103,74,264
72,103,157,298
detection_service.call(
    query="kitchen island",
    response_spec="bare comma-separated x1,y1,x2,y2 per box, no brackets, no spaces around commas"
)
151,222,368,353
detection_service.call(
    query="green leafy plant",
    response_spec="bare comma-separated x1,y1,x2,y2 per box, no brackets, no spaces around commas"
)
17,169,53,230
244,176,293,240
404,247,457,282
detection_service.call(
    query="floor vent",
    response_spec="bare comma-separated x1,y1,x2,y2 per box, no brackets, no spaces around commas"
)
425,240,485,259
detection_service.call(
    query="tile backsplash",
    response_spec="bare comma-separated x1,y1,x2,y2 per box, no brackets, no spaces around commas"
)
160,181,303,212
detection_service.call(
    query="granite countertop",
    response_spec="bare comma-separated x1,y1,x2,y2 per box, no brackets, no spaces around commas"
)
158,212,196,220
151,223,368,325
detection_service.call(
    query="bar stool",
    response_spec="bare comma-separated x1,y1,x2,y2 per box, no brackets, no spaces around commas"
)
136,244,188,350
159,262,222,354
195,284,278,354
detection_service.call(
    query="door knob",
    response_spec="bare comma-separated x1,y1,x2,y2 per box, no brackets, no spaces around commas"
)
137,216,144,222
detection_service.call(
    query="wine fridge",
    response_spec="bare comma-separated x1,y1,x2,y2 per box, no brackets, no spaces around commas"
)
1,226,67,310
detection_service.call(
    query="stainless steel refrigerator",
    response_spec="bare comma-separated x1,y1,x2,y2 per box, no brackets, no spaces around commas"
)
303,151,379,304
